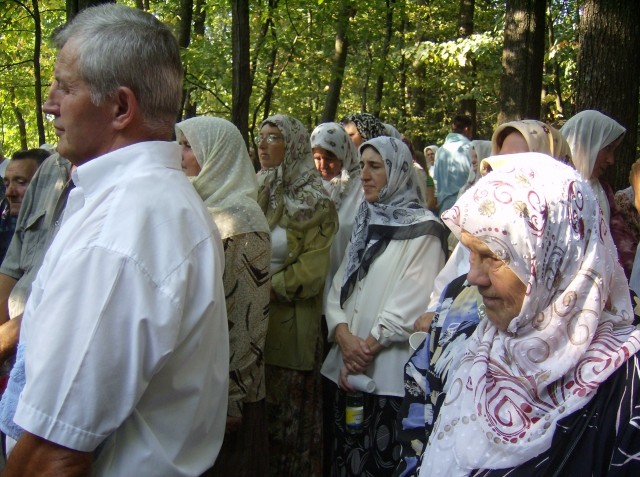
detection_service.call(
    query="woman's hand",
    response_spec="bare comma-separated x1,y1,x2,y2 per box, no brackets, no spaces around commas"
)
414,312,435,332
338,366,357,392
335,324,373,374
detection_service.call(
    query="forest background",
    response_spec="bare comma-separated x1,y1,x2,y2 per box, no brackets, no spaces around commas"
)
1,0,638,190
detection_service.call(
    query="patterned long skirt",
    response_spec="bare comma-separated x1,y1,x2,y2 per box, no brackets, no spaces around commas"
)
200,400,268,476
329,383,402,477
265,343,323,477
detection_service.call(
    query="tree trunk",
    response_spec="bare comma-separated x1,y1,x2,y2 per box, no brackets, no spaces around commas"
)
177,0,194,120
542,5,565,122
66,0,114,20
10,90,28,150
576,0,640,192
32,0,45,146
497,0,546,124
231,0,251,147
250,0,278,137
321,0,353,123
193,0,206,35
373,0,394,117
457,0,476,128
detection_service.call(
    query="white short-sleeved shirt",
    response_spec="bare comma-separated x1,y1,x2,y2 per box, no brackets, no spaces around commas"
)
14,142,229,476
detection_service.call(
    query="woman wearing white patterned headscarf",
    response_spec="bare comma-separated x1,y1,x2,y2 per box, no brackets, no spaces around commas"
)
395,153,640,477
310,122,362,317
417,122,573,331
321,136,446,477
176,116,271,475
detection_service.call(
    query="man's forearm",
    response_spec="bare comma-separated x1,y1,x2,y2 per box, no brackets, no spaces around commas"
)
0,274,17,326
2,432,93,477
0,315,20,364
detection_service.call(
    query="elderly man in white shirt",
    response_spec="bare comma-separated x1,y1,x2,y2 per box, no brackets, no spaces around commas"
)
2,5,228,476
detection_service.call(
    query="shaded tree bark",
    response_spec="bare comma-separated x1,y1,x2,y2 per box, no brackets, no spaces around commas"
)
31,0,45,146
231,0,251,146
541,4,565,122
66,0,114,20
321,0,353,123
457,0,476,129
576,0,640,191
193,0,206,35
177,0,193,49
177,0,195,120
10,89,28,150
497,0,546,124
250,0,278,130
373,0,394,117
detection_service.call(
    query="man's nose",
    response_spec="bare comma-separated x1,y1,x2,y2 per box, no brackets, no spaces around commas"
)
5,182,17,196
43,94,57,115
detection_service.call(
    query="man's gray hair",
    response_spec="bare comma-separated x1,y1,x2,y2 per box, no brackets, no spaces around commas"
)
53,4,183,135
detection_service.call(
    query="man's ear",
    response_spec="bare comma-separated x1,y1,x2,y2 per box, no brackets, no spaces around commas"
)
111,86,138,131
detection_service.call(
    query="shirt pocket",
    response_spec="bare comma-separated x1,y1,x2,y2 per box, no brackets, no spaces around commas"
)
20,209,48,271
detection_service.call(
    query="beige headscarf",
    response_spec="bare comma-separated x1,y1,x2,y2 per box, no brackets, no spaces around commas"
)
175,116,269,239
482,119,572,174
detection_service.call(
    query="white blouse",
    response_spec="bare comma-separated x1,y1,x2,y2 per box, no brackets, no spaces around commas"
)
321,235,445,396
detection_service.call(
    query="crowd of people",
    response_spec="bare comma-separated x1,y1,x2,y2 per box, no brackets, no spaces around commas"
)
0,4,638,477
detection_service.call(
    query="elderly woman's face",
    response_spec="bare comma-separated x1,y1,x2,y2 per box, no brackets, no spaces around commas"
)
313,147,343,180
461,231,526,330
344,121,364,148
257,124,285,169
360,147,387,203
178,133,201,177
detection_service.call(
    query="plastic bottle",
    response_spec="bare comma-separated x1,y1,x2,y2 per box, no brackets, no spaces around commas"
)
345,391,364,435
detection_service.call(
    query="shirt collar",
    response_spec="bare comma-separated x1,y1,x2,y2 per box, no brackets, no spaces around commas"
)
71,141,181,198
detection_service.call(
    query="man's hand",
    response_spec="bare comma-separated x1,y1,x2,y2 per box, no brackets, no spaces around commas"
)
630,161,640,214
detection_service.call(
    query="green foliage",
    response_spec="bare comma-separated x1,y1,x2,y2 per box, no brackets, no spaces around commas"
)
0,0,581,155
0,0,65,155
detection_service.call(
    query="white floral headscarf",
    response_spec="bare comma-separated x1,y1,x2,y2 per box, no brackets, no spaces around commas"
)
420,152,640,476
175,116,269,239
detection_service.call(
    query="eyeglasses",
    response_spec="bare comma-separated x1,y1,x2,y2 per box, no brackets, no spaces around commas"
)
255,133,284,145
